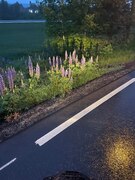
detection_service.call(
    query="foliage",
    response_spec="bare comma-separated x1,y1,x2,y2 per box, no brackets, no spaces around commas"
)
44,34,113,58
41,0,131,38
0,52,103,121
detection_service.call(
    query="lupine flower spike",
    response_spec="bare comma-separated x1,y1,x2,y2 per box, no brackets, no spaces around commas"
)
28,56,33,77
81,55,86,66
49,57,52,66
65,51,68,60
61,66,65,77
59,57,62,67
56,56,59,71
75,55,78,64
69,52,72,65
35,63,40,80
7,68,14,91
72,50,76,61
0,74,5,96
53,56,55,67
65,69,68,77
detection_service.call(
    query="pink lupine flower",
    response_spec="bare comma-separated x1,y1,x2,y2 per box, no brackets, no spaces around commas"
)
81,55,86,65
53,56,55,67
65,51,68,60
90,56,94,64
0,74,5,96
69,52,72,65
35,63,40,80
28,56,33,77
61,66,65,77
7,68,14,91
72,50,76,61
64,69,68,77
49,57,52,66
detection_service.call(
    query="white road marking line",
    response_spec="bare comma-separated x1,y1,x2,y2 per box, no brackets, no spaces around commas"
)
35,78,135,146
0,158,17,171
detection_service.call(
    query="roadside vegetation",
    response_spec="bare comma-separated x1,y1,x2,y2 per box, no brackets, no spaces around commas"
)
0,0,135,122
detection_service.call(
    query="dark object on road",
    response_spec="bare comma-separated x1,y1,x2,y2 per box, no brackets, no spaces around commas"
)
43,171,94,180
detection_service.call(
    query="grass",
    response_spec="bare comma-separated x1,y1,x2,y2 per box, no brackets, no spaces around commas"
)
0,23,45,59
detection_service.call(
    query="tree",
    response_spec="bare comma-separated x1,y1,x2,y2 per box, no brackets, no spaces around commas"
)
41,0,97,36
0,0,9,19
95,0,131,39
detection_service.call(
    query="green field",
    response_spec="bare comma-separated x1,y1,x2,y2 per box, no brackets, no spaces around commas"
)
0,23,45,59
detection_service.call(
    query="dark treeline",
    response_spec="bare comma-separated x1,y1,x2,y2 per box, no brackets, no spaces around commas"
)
41,0,133,39
0,0,43,20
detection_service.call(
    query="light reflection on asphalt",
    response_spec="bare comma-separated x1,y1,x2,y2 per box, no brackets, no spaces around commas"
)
97,127,135,179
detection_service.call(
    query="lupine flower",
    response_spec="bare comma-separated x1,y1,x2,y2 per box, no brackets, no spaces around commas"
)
28,56,33,77
7,68,14,91
49,57,52,66
69,52,72,65
75,55,78,64
68,68,72,78
65,69,68,77
72,50,76,61
59,57,62,67
35,63,40,80
11,67,16,80
56,56,59,71
96,55,99,63
53,56,55,67
0,74,5,96
61,66,65,77
81,55,86,66
90,56,94,64
65,51,68,60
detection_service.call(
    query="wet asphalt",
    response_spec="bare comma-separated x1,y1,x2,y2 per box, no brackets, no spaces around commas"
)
0,71,135,180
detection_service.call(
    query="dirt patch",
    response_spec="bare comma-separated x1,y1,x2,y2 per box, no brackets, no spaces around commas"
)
0,62,135,143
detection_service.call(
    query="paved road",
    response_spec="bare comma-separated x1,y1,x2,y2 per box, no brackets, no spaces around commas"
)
0,71,135,180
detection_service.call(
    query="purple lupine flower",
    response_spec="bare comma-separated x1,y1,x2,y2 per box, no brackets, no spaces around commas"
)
81,55,86,66
11,67,16,80
72,50,76,61
0,74,5,96
28,56,33,77
68,68,72,78
35,63,40,80
69,52,72,65
7,68,14,91
49,57,52,66
55,56,59,71
65,51,68,60
53,56,55,67
64,69,68,77
61,66,65,77
90,56,94,64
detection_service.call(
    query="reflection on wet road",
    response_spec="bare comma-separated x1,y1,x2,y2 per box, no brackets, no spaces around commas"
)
99,128,135,179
